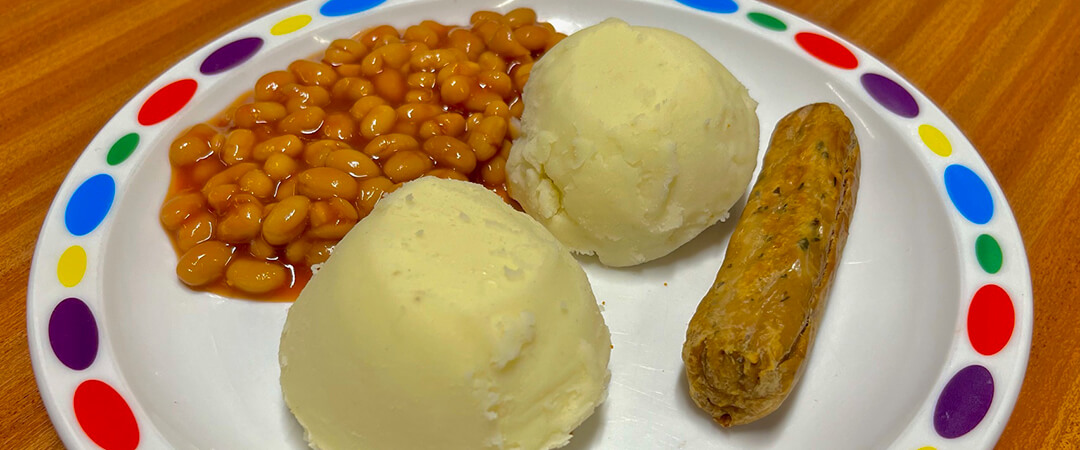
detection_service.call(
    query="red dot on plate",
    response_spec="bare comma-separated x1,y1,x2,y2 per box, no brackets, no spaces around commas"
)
795,32,858,70
967,284,1015,356
137,78,198,126
74,380,140,450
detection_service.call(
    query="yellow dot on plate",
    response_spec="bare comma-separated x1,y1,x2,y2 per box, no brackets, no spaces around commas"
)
919,124,952,157
271,14,312,36
57,245,87,288
917,447,936,450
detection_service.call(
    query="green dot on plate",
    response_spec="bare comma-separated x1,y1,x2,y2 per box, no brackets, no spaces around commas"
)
748,12,787,31
107,133,139,166
976,234,1003,274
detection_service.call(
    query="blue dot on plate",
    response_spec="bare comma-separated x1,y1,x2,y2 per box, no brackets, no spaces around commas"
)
944,164,994,225
320,0,386,17
65,174,116,236
675,0,739,14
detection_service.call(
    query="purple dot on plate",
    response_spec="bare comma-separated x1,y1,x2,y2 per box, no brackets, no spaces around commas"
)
934,365,994,438
48,298,99,370
200,37,264,75
861,73,919,118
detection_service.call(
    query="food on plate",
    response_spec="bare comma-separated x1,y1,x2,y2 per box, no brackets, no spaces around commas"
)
159,8,565,299
506,18,759,267
682,103,860,427
279,177,612,449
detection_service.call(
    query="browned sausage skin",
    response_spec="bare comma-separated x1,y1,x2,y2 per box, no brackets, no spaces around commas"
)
682,103,860,427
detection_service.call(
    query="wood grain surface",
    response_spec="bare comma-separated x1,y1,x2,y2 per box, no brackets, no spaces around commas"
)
0,0,1075,448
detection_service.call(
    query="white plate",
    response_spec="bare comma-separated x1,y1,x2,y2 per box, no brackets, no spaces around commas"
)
28,0,1032,448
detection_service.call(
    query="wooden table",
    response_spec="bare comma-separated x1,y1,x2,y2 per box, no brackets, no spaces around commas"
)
1,0,1075,447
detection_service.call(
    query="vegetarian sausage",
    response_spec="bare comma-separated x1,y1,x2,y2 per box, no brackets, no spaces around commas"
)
682,103,860,427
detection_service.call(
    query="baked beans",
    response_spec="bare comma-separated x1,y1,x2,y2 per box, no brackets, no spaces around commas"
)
161,8,562,299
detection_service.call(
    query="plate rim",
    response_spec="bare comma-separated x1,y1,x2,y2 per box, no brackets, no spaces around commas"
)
26,0,1034,448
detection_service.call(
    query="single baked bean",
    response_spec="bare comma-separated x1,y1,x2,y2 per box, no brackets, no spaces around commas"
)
264,153,300,181
464,91,502,112
440,75,473,104
321,112,356,141
392,121,419,136
447,29,486,60
275,178,299,201
348,96,388,122
297,167,359,200
233,102,288,128
360,104,397,140
418,113,466,140
403,24,440,47
289,60,339,87
481,156,507,186
404,88,436,104
336,64,363,77
488,25,529,58
372,70,407,104
263,195,311,245
219,130,253,166
305,241,336,265
278,107,326,135
489,184,513,204
284,238,312,265
323,38,368,65
169,135,212,167
218,202,263,243
331,77,374,102
407,72,436,89
326,149,381,178
477,71,513,99
477,51,508,73
237,169,274,199
207,183,240,213
513,25,550,52
465,112,485,132
468,115,507,161
225,258,289,294
254,70,296,102
253,134,304,161
202,162,258,196
249,124,276,141
176,211,216,252
498,139,513,159
161,192,208,231
191,158,227,185
396,103,440,122
423,135,477,173
403,41,431,56
248,236,277,260
470,11,505,26
546,32,567,51
309,198,359,239
356,176,398,216
505,8,536,28
409,49,459,71
509,95,525,118
484,100,510,119
420,20,449,39
304,140,351,167
358,25,399,47
383,150,434,183
436,61,481,84
363,133,420,159
428,168,470,181
382,43,411,69
284,84,331,113
510,62,532,91
176,240,234,287
472,20,501,45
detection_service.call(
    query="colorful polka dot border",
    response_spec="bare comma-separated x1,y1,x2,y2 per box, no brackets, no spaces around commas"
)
32,0,1029,448
39,0,388,447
